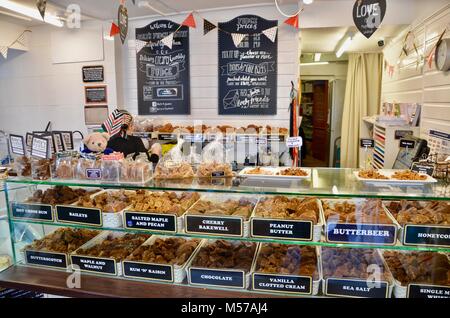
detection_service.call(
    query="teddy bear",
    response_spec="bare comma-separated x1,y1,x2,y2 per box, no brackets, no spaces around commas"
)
81,132,114,155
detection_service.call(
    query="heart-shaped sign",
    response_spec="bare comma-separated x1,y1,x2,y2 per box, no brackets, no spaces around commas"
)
118,4,128,44
353,0,386,39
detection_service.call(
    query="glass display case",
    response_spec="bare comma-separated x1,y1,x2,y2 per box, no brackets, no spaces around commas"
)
0,168,449,298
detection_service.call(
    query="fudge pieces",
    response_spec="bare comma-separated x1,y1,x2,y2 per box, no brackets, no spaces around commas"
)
27,186,97,205
254,196,319,223
129,191,200,216
26,228,99,253
323,199,392,224
188,198,255,220
196,162,233,178
386,200,450,226
77,190,136,213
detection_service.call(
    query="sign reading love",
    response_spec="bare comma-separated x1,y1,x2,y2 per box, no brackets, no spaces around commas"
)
352,0,386,39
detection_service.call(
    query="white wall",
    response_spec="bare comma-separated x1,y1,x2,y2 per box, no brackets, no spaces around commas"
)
118,4,300,128
300,63,348,80
0,20,117,137
382,3,450,138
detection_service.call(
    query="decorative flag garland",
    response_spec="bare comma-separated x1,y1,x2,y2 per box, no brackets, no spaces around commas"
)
160,32,174,49
110,22,120,37
262,26,278,42
181,12,196,28
231,33,247,47
426,28,447,69
284,14,299,29
0,30,32,60
203,19,216,35
36,0,47,20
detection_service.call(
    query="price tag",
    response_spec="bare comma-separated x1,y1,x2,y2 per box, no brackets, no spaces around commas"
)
30,136,49,159
52,132,65,152
59,131,74,150
411,162,435,176
286,137,303,148
400,139,415,148
360,138,374,148
9,134,25,155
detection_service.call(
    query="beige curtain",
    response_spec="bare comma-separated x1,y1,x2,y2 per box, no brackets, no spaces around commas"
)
340,53,383,168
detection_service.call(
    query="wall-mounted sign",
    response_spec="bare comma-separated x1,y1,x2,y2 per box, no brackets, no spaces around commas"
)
82,65,104,83
136,20,190,115
85,86,108,104
218,15,278,115
353,0,386,39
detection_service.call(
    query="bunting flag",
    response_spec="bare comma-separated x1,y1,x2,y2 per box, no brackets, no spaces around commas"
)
0,46,8,59
284,14,299,29
131,0,136,4
262,26,277,42
161,32,174,49
36,0,47,20
15,33,27,47
231,33,247,47
135,40,147,53
427,47,436,69
110,22,120,37
182,12,196,28
203,19,216,35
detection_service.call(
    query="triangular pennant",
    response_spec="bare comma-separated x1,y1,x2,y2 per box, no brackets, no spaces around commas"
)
203,19,216,35
36,0,47,20
161,33,174,49
427,47,436,69
231,33,246,47
131,0,136,4
262,26,277,42
118,4,128,44
135,40,147,53
0,46,8,59
110,22,120,37
182,12,196,28
284,14,299,29
15,33,27,47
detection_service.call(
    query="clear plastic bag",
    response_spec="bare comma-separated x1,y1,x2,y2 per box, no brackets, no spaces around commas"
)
197,133,233,178
75,154,101,180
13,156,31,177
154,139,194,179
120,155,152,183
54,152,78,179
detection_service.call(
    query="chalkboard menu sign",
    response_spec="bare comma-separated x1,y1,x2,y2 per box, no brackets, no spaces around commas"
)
218,15,277,115
85,86,108,104
136,20,190,115
82,66,104,83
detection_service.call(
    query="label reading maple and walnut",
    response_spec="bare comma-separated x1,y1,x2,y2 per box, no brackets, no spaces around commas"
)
326,278,389,298
326,223,396,245
25,250,68,269
403,225,450,247
251,218,312,240
56,205,102,226
123,261,173,282
407,284,450,298
12,203,53,221
253,274,312,295
71,255,116,275
185,215,243,237
124,211,177,233
189,268,245,288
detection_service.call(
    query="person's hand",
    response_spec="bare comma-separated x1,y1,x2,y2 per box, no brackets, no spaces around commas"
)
150,142,162,157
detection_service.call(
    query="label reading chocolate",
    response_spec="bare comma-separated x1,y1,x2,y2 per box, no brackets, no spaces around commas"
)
25,250,67,269
12,203,53,221
403,225,450,247
123,261,173,282
86,168,102,180
71,255,116,275
185,215,243,237
251,218,312,240
326,223,396,245
124,211,176,233
56,205,102,226
189,268,244,288
158,134,177,141
211,171,225,177
326,278,389,298
407,284,450,298
253,274,312,295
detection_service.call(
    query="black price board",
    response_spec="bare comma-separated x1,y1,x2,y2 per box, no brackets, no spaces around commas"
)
251,218,313,240
411,162,435,176
326,278,389,298
82,65,104,82
71,255,117,275
326,223,396,245
123,261,173,282
353,0,386,39
85,86,107,104
9,134,26,155
158,133,178,141
252,273,312,295
403,225,450,247
185,215,243,237
56,205,102,226
407,284,450,298
136,20,190,115
218,15,277,115
11,203,53,222
25,250,68,269
124,211,177,233
189,268,245,288
399,139,415,148
360,138,375,148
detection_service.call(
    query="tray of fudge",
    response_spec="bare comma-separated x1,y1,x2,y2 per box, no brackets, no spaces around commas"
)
251,196,324,241
384,200,450,247
186,239,257,289
70,231,150,276
322,199,398,245
321,247,394,298
22,228,100,270
123,190,200,233
123,236,203,283
354,169,437,184
184,194,258,237
239,166,311,180
383,250,450,298
251,243,322,295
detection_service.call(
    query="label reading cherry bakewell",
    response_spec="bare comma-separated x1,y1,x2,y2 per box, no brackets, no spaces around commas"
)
403,225,450,247
12,203,53,221
251,218,312,240
124,211,177,233
185,215,243,237
407,284,450,298
189,268,245,288
25,250,68,269
71,255,117,275
326,223,396,245
253,274,312,295
325,278,389,298
123,261,173,282
56,205,102,226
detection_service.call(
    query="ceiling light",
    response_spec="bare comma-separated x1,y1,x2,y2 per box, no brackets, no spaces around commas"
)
314,53,321,62
300,62,329,66
0,0,63,27
303,0,314,4
336,36,353,58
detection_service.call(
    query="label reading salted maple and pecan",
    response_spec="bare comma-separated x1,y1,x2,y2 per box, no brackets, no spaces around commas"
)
124,211,177,233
